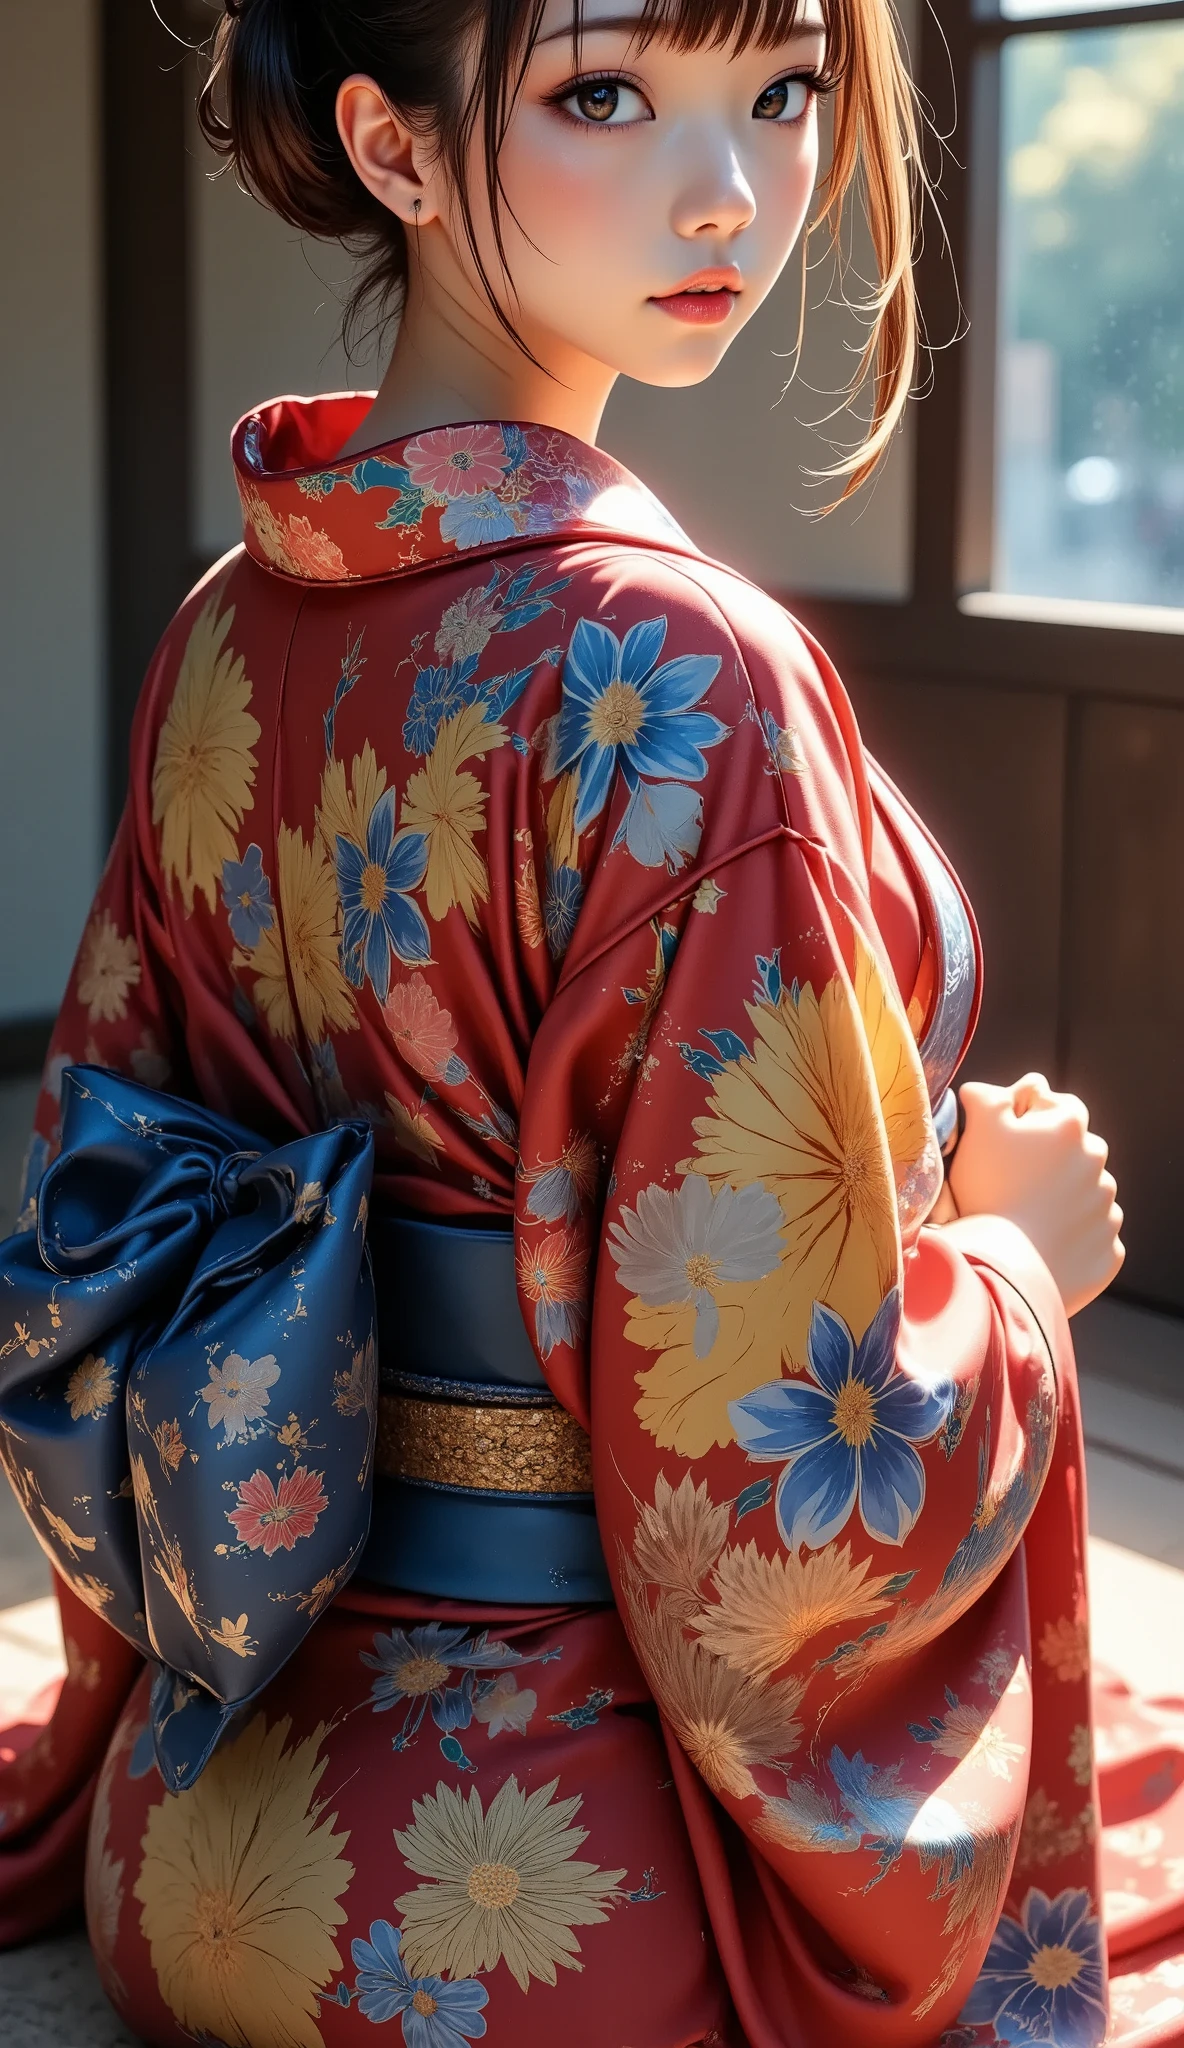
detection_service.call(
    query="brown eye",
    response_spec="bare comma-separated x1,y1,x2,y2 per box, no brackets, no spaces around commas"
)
754,77,811,122
576,82,620,122
557,78,651,126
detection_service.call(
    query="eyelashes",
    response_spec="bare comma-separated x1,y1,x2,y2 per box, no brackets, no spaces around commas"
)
544,67,833,133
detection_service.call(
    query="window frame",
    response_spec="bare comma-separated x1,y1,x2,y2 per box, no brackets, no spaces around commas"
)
797,0,1184,707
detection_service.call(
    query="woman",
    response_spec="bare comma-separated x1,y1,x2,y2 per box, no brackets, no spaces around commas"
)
0,2,1176,2043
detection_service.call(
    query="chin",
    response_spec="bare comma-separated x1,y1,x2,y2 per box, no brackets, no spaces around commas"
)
615,340,737,391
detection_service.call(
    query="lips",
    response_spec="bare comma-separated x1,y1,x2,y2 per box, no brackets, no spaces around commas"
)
649,267,743,325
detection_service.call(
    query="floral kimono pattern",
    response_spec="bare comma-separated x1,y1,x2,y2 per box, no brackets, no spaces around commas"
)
4,392,1184,2048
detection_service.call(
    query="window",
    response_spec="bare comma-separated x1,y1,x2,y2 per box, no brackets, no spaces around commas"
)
994,18,1184,608
958,0,1184,624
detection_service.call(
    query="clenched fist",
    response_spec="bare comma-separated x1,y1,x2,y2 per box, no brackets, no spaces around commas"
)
945,1073,1125,1318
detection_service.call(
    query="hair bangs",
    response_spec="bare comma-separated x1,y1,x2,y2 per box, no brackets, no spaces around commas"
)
575,0,834,60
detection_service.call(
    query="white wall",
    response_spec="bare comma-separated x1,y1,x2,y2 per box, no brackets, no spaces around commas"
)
602,246,913,599
0,0,103,1024
189,78,380,560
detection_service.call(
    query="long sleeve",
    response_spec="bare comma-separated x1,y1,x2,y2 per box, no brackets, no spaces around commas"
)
513,562,1076,2041
0,612,195,1939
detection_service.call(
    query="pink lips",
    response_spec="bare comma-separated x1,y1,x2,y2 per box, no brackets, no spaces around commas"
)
649,267,742,326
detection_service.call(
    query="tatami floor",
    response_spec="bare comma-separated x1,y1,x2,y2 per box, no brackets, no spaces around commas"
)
0,1074,1182,2042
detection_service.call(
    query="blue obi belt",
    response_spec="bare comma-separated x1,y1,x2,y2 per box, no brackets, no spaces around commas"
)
0,1069,608,1792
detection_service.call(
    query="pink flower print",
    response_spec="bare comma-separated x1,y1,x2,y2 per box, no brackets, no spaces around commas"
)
226,1466,329,1556
382,973,460,1081
283,515,350,581
404,424,509,500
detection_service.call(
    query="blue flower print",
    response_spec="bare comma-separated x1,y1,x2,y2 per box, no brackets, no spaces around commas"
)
543,859,583,961
960,1887,1106,2046
350,1920,488,2043
729,1291,953,1551
553,615,726,840
220,843,275,950
360,1623,530,1745
439,492,519,551
402,655,479,757
336,790,431,1002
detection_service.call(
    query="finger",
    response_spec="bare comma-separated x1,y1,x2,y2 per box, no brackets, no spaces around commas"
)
960,1080,1014,1115
1098,1170,1118,1205
1012,1073,1054,1115
1056,1093,1091,1136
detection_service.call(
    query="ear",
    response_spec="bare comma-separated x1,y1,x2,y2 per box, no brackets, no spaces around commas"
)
336,74,441,226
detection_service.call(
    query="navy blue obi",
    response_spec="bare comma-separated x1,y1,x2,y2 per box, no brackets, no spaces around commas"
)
0,1068,607,1792
364,1211,610,1607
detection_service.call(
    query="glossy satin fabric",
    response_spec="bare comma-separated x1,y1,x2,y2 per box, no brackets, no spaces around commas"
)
0,1068,375,1789
5,396,1184,2048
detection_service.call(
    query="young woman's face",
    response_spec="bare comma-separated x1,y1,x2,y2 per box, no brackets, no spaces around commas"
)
449,0,829,388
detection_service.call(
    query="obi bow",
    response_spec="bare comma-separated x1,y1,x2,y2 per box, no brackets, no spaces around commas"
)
0,1067,376,1790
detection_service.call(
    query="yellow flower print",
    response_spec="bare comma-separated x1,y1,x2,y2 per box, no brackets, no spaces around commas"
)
692,956,898,1330
691,1540,898,1681
400,700,505,924
152,600,260,914
316,744,388,862
64,1571,115,1616
514,840,546,951
208,1612,257,1659
248,826,355,1045
627,947,913,1456
546,768,581,872
65,1352,118,1421
394,1775,625,1991
853,933,941,1231
631,1471,730,1620
923,1699,1025,1779
42,1506,97,1558
134,1714,353,2048
77,910,142,1025
152,1418,187,1475
620,1565,806,1802
385,1091,445,1165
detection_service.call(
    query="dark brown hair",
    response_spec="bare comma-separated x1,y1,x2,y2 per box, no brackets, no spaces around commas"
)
199,0,924,494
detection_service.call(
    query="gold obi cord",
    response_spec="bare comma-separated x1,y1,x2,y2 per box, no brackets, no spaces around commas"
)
376,1375,593,1497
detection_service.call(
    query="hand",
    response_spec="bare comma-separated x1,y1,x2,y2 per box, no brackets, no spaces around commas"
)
946,1073,1125,1317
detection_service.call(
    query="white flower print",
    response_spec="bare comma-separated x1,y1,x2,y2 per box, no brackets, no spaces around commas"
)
608,1174,784,1358
199,1351,280,1443
472,1672,537,1738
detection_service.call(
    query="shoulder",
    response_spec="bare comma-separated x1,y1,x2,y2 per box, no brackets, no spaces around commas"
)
547,539,873,869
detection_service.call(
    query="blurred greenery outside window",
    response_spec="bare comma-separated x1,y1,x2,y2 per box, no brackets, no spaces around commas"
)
993,12,1184,608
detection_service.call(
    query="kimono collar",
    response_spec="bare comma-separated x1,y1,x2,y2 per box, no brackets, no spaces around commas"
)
232,393,695,584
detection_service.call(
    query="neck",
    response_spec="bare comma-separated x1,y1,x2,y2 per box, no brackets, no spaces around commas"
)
338,232,618,458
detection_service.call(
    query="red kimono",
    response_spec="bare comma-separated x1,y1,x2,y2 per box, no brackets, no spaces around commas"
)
4,395,1184,2047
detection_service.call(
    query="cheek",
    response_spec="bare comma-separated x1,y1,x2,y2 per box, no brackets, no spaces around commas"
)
770,125,821,246
494,120,639,265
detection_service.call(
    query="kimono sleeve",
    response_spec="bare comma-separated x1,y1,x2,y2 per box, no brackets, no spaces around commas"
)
516,575,1066,2034
15,627,199,1232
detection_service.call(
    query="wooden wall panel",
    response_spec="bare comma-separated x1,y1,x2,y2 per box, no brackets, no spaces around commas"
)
1063,700,1184,1312
847,673,1068,1084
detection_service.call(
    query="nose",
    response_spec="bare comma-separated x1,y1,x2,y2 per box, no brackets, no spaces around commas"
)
669,136,757,242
